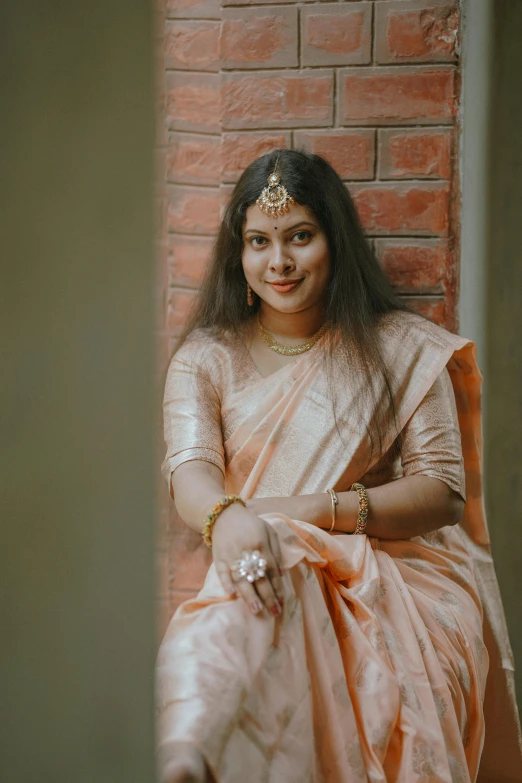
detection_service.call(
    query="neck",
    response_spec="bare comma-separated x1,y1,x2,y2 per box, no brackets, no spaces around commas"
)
258,303,325,341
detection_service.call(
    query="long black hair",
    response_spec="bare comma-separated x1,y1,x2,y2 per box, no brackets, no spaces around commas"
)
177,149,412,461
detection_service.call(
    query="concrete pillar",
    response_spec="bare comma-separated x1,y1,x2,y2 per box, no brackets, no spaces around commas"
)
484,1,522,702
0,2,157,781
461,0,522,705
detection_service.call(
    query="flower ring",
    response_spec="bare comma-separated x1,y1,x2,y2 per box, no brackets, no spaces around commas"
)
231,550,268,584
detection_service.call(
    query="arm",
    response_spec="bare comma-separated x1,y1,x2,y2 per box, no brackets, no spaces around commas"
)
172,460,284,616
163,343,283,616
248,366,465,539
248,474,464,539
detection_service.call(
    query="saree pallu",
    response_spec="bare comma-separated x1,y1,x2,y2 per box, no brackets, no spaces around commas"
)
157,313,522,782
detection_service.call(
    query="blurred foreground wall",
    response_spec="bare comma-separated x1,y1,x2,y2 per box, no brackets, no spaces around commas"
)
483,0,522,704
1,1,157,781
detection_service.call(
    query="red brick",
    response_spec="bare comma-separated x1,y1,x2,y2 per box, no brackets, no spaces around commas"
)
221,132,291,182
374,238,451,293
294,130,375,180
164,21,219,71
168,234,213,288
166,0,220,19
167,185,221,234
376,1,458,64
378,128,452,179
301,3,372,67
340,66,455,126
166,72,220,133
401,296,448,328
167,132,220,185
167,287,198,333
220,6,298,70
349,182,450,235
222,71,334,130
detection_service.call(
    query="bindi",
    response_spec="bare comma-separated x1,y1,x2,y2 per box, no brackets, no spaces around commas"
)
274,226,278,230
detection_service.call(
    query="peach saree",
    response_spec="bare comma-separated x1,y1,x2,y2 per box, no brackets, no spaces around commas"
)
157,312,521,782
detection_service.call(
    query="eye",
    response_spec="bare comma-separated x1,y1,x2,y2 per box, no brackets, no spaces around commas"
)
248,236,268,248
291,230,312,243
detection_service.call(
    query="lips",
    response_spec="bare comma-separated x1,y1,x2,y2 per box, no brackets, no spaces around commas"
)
267,279,303,293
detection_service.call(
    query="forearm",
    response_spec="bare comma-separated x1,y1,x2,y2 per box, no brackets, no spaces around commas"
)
171,460,228,535
249,475,465,540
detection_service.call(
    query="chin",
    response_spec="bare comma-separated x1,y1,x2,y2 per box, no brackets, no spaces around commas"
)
264,299,308,314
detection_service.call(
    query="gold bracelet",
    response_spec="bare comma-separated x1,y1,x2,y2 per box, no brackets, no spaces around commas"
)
350,483,369,535
326,488,338,533
202,494,245,549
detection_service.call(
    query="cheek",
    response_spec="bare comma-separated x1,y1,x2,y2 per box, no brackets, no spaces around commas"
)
242,246,265,280
303,242,330,281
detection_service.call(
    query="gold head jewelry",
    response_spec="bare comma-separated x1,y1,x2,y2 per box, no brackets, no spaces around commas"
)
257,315,328,356
256,166,296,218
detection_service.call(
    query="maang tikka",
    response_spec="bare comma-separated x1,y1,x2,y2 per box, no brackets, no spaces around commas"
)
256,156,295,218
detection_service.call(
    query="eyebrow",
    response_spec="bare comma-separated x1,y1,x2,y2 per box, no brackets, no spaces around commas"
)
244,220,317,236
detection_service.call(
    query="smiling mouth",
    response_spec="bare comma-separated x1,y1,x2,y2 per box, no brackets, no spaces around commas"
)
267,279,303,293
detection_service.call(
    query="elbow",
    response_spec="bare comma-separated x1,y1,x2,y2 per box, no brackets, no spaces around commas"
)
447,491,465,526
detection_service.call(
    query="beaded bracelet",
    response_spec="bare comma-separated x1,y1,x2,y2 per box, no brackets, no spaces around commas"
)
202,494,245,549
350,482,369,535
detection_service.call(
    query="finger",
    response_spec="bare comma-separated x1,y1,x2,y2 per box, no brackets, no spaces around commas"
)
265,524,285,605
214,560,237,597
233,577,264,615
254,572,282,617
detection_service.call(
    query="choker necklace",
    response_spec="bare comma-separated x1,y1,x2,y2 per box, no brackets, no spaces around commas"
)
257,316,328,356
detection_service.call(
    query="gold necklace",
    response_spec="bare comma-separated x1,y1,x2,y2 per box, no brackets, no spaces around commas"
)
257,316,328,356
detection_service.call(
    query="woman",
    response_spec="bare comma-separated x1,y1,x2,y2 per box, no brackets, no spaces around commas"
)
157,150,521,782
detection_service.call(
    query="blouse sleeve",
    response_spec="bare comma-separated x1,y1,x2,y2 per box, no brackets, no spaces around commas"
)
161,341,225,499
400,366,466,501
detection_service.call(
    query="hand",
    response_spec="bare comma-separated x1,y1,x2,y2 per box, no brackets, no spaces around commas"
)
212,504,284,617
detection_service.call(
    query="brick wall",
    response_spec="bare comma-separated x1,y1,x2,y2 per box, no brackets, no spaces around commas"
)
157,0,462,633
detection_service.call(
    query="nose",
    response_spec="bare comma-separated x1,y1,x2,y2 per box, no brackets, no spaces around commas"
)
268,242,295,275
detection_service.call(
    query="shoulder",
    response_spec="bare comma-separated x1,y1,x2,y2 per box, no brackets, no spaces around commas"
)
378,310,467,355
168,327,241,383
172,328,220,365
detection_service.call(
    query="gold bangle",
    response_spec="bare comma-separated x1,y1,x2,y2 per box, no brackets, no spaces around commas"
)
326,488,338,533
350,482,369,535
202,494,245,549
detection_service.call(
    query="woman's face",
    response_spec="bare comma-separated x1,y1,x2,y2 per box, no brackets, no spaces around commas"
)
242,202,331,317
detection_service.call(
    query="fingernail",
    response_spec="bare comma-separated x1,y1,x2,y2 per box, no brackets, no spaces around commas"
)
279,597,284,607
270,604,280,616
278,566,284,576
251,602,261,614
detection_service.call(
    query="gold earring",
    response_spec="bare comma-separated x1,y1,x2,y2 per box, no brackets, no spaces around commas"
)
247,284,254,307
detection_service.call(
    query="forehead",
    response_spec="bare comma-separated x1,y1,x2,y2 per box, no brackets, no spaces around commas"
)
243,202,316,231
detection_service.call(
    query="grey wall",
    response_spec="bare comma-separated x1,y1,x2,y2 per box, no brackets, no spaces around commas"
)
0,2,157,782
461,0,522,705
483,1,522,702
